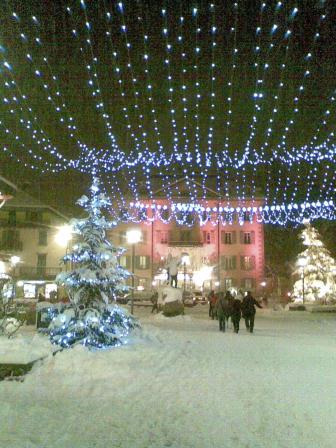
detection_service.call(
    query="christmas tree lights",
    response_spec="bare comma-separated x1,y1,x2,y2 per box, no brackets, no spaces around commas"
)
43,178,139,349
292,222,336,304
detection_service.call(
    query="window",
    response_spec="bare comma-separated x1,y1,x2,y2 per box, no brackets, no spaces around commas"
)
223,278,234,290
221,231,237,244
161,209,170,221
141,230,147,244
156,230,168,244
26,210,42,223
244,232,251,244
119,255,130,268
135,255,149,270
119,231,126,244
221,256,237,270
38,230,48,246
1,230,21,250
240,231,255,244
242,278,255,290
8,211,16,225
37,254,47,276
241,255,255,271
203,231,214,245
138,208,147,220
243,211,251,222
180,230,191,242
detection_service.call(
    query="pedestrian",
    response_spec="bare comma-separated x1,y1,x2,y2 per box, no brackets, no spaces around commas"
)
241,291,262,333
167,257,180,288
230,296,242,333
208,290,218,319
216,291,233,332
151,291,159,314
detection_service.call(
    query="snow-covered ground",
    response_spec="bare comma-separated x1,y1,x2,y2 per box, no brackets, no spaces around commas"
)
1,306,336,448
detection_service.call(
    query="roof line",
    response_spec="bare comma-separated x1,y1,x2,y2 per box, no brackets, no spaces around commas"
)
0,174,18,191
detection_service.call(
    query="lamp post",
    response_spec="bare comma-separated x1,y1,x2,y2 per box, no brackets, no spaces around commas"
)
181,253,190,292
10,256,21,299
55,225,73,272
126,229,142,314
297,257,307,304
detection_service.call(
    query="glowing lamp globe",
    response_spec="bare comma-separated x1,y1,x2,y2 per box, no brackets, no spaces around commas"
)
126,229,142,244
55,225,73,247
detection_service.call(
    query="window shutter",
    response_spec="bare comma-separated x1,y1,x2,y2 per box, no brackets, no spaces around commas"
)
232,256,236,270
241,279,246,288
135,256,140,269
126,256,131,269
221,255,226,268
240,231,244,244
251,231,255,244
145,256,150,270
240,256,244,269
119,231,125,244
221,230,225,244
232,231,237,244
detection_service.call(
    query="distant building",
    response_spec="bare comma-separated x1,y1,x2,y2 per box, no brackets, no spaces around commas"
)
0,175,68,300
110,178,265,294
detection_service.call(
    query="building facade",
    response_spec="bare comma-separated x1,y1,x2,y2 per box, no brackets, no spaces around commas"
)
0,176,68,300
111,179,265,295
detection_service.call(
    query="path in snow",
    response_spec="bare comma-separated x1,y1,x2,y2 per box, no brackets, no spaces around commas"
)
1,307,335,448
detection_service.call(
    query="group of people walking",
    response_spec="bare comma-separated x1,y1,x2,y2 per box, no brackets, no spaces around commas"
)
208,290,262,334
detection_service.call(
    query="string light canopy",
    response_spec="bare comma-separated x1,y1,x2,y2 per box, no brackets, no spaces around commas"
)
0,0,335,225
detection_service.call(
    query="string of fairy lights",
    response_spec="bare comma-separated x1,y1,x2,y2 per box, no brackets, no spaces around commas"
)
0,0,335,225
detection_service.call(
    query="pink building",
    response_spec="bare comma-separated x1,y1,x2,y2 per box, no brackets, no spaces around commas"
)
110,179,265,294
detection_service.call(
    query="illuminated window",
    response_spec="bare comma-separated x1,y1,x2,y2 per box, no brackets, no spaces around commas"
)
241,256,255,270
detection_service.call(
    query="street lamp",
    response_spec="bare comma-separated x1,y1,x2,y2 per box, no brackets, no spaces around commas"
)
55,225,73,271
55,225,73,247
297,257,307,304
126,229,142,314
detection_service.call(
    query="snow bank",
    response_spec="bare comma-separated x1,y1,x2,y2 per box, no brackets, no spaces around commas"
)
0,330,54,364
1,309,336,448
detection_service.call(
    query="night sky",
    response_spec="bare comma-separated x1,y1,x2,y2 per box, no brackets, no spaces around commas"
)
0,0,336,212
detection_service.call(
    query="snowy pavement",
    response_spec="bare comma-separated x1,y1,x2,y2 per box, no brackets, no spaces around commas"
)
1,307,336,448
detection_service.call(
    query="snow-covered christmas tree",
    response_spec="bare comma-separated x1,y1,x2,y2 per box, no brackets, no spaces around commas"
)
292,222,336,304
45,178,139,349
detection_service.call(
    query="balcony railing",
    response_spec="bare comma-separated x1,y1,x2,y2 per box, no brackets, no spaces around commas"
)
16,266,62,280
168,240,203,247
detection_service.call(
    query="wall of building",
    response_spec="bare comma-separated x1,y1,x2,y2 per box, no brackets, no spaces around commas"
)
0,207,68,299
110,199,265,294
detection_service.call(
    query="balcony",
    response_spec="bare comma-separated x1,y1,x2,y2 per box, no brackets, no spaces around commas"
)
16,266,62,280
0,241,23,251
168,240,203,247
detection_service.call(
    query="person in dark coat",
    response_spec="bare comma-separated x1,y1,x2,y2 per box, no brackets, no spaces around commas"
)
208,290,218,319
241,291,262,333
230,297,242,333
151,291,159,313
216,291,233,332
